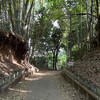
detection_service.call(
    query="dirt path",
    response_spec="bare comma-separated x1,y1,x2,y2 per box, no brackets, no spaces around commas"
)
24,71,63,100
0,70,89,100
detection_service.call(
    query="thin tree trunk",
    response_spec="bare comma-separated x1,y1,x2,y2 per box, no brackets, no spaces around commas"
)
4,0,7,22
8,0,15,32
96,0,99,17
25,0,35,40
0,1,2,29
17,0,20,33
70,12,72,61
55,48,59,70
22,0,25,28
25,0,35,24
84,0,89,49
80,0,83,49
89,0,93,49
21,0,29,31
52,50,55,70
13,0,19,33
24,0,29,19
75,9,79,49
0,1,1,15
0,1,1,17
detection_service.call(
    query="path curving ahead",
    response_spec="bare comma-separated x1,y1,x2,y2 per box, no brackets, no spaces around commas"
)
24,71,63,100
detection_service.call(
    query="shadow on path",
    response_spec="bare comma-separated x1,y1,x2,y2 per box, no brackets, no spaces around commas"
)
24,70,63,100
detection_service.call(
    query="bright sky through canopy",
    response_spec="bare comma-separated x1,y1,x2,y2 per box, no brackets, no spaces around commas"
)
52,20,60,28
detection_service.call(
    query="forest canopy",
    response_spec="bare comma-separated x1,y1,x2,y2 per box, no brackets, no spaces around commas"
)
0,0,100,70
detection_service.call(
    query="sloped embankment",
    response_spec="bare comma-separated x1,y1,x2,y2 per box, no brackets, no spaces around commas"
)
66,48,100,88
0,29,31,79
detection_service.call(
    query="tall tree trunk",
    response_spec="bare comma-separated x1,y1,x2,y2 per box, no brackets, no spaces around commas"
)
4,0,10,30
13,0,19,33
25,0,35,40
80,0,83,50
8,0,15,32
52,50,55,70
70,12,72,61
89,0,93,49
84,0,89,49
0,1,1,17
0,1,2,29
0,1,1,15
17,0,21,33
21,0,29,33
55,49,59,70
24,0,29,19
96,0,99,17
75,9,79,49
5,0,8,22
25,0,35,24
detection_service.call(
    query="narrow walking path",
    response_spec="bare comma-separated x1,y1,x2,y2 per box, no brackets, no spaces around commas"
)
24,71,63,100
0,70,89,100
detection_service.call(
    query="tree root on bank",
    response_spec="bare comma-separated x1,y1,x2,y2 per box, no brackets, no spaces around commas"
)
0,30,34,79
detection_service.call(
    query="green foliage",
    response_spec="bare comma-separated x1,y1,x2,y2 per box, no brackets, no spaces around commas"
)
1,0,100,67
46,53,53,69
57,49,66,69
33,56,48,68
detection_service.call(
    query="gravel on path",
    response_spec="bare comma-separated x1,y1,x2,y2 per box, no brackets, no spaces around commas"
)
24,71,63,100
